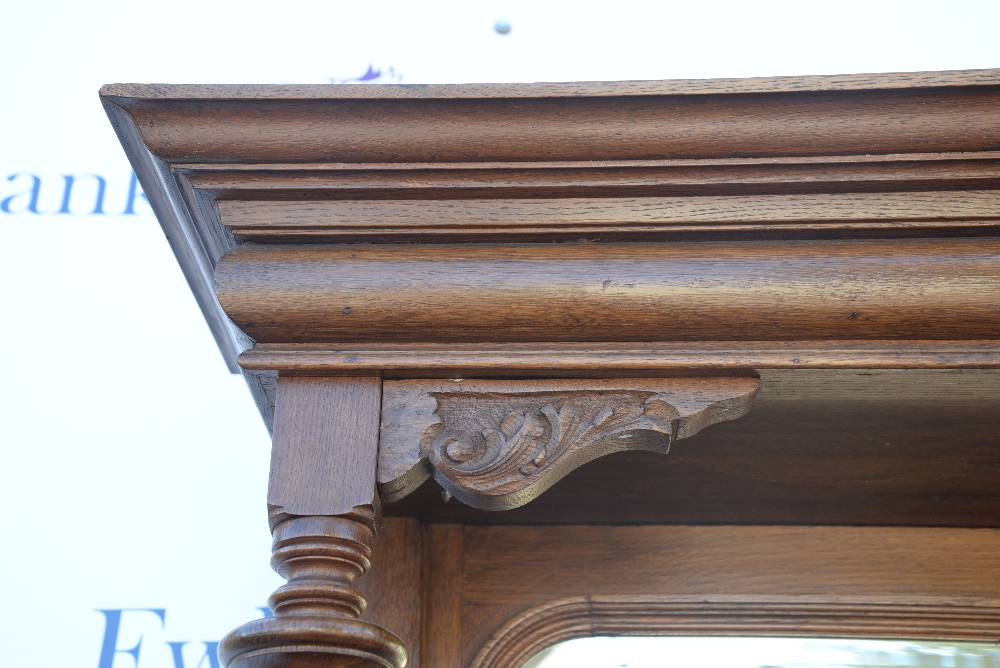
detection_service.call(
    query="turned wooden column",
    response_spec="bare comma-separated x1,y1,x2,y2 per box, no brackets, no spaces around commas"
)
220,376,407,668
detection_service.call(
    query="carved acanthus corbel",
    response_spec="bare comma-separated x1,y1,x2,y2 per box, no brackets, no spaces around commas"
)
378,378,760,510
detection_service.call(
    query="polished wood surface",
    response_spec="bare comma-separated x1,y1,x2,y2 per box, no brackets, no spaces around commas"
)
100,69,1000,99
221,508,407,668
239,341,1000,378
485,597,1000,668
218,190,1000,242
321,521,1000,668
188,155,1000,245
216,240,1000,344
268,376,381,516
103,70,1000,373
157,158,1000,235
223,378,408,668
464,525,1000,600
102,71,1000,667
183,155,1000,197
102,72,1000,163
429,524,1000,667
239,340,1000,384
357,518,423,668
421,525,464,668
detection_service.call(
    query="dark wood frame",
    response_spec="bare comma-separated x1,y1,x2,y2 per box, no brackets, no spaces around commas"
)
101,69,1000,667
478,597,1000,668
362,521,1000,667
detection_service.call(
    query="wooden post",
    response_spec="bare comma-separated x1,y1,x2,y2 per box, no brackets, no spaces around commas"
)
220,377,407,668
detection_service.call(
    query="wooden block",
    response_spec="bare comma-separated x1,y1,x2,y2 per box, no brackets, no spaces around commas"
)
268,376,381,516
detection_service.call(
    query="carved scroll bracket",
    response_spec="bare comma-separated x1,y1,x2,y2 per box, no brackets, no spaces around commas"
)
378,377,759,511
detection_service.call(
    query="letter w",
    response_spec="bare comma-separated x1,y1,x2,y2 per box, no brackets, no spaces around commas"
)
167,641,220,668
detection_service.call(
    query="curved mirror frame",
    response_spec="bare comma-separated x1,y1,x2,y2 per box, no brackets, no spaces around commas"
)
471,596,1000,668
525,636,1000,668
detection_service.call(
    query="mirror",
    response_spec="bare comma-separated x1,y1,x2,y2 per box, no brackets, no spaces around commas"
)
525,637,1000,667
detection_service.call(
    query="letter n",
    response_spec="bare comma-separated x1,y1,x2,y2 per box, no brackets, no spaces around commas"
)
58,174,107,214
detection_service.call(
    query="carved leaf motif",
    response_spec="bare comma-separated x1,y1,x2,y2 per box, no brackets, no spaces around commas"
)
377,378,761,510
424,390,680,509
442,433,474,463
593,406,614,426
500,412,525,436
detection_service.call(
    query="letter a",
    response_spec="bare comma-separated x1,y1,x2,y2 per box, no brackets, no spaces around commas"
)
1,173,43,214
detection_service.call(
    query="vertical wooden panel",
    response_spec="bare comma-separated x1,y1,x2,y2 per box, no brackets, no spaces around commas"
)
422,524,464,668
359,517,423,668
267,376,381,515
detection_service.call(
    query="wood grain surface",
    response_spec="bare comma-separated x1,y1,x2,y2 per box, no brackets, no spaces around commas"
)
268,376,381,515
421,524,463,668
180,153,1000,248
218,190,1000,234
239,341,1000,376
106,72,1000,668
385,369,1000,527
463,525,1000,602
220,512,407,668
357,517,423,668
99,69,1000,99
476,597,1000,668
180,153,1000,184
103,76,1000,164
328,521,1000,667
104,70,1000,374
414,524,1000,667
217,240,1000,344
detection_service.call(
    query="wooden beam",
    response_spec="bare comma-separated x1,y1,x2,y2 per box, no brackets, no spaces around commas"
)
217,240,1000,345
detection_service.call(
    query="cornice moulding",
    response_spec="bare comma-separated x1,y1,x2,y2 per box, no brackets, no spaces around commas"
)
101,69,1000,393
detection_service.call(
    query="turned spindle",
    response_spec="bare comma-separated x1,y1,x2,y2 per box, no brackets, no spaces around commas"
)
220,376,407,668
220,506,406,668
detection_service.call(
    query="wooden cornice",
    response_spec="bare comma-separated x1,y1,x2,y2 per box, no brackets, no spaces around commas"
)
104,81,1000,163
101,70,1000,403
103,74,1000,666
100,69,1000,99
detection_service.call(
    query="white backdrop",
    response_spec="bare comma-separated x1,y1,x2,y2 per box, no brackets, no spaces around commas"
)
1,2,998,666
